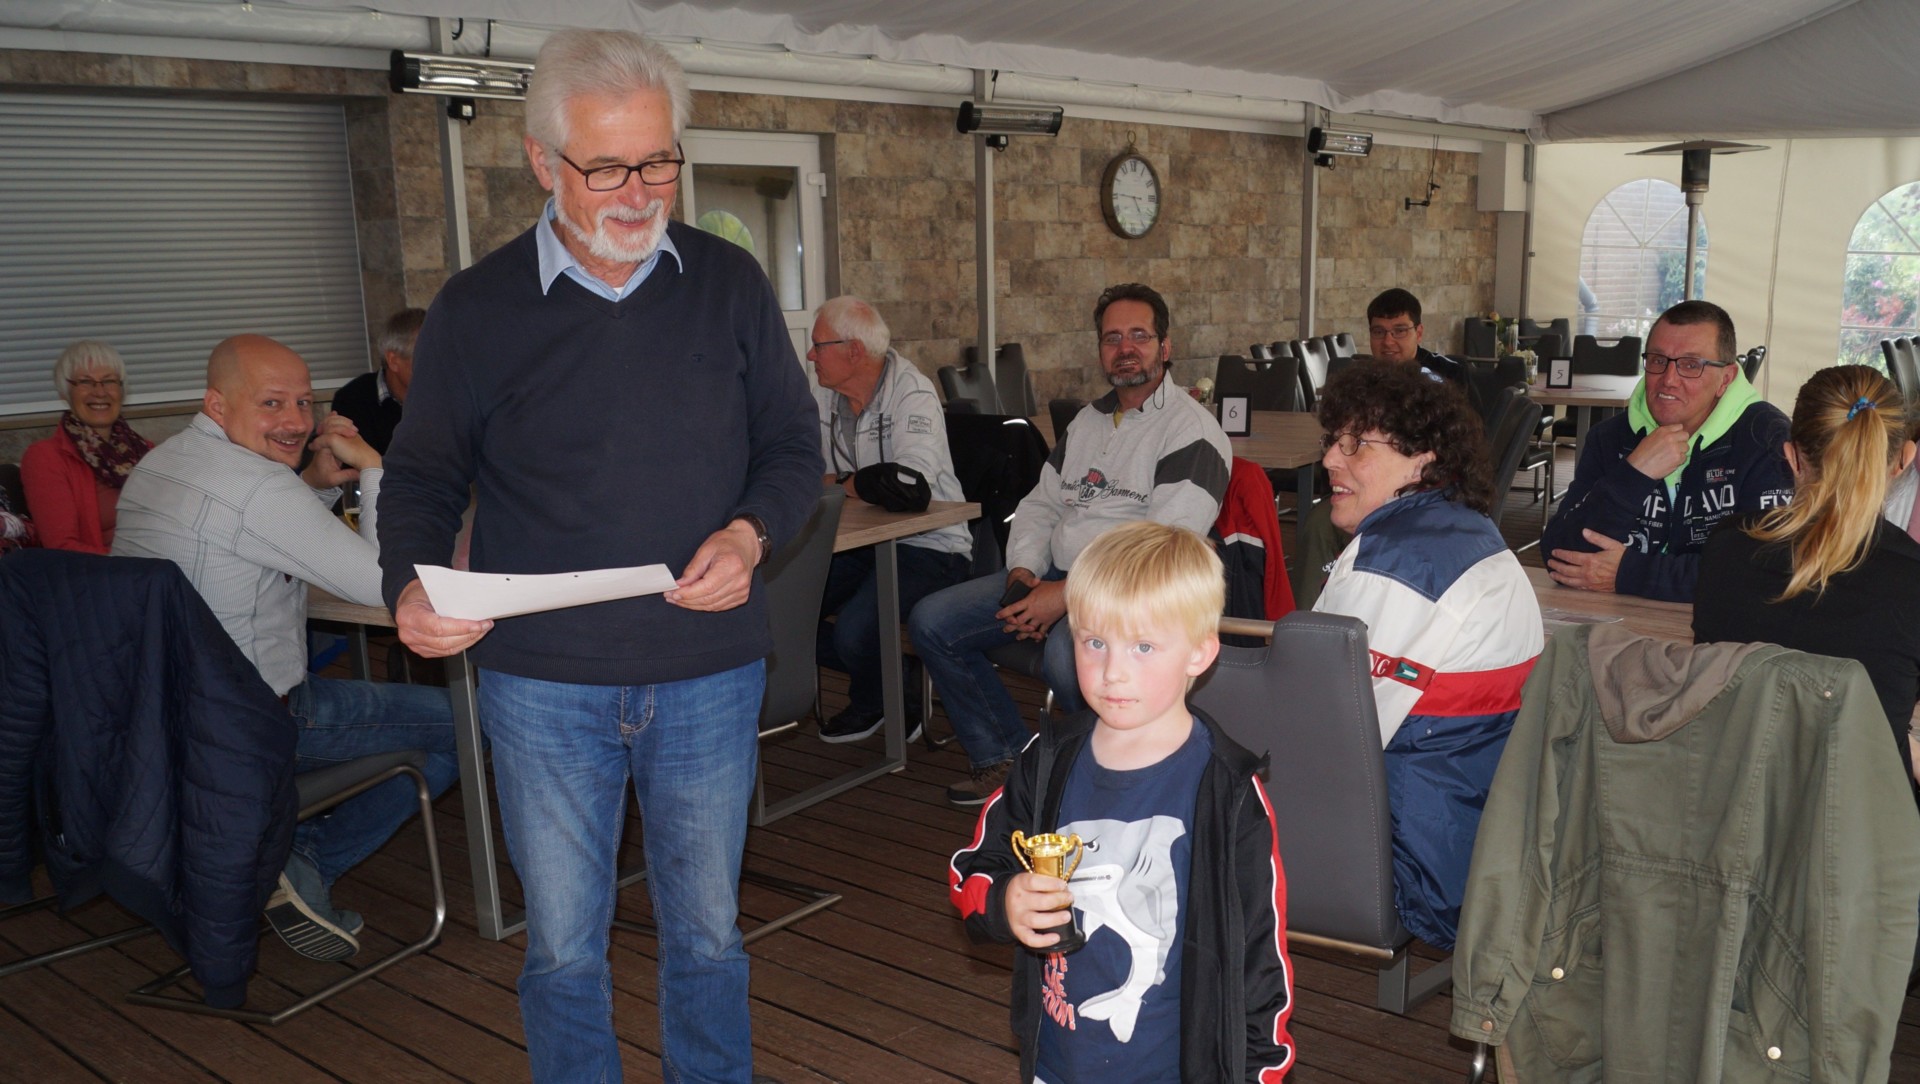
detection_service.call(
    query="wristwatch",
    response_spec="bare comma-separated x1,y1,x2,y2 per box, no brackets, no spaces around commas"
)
735,513,771,567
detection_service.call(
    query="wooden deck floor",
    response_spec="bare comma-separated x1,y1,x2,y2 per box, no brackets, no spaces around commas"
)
5,458,1919,1082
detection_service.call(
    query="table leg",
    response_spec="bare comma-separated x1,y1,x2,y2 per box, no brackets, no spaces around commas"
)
448,653,526,941
878,537,905,768
1296,462,1318,512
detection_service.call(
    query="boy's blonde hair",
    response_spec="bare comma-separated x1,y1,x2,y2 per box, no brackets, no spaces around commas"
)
1065,521,1224,645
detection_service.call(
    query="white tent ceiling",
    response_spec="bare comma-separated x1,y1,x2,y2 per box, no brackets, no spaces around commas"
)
8,0,1918,139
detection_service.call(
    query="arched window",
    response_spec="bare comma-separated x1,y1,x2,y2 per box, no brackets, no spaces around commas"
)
1838,181,1920,371
1577,179,1706,342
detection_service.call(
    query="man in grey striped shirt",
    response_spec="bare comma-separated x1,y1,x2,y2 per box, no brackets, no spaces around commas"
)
114,334,458,962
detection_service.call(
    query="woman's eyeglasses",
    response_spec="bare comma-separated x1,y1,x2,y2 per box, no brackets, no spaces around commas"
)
1320,432,1396,456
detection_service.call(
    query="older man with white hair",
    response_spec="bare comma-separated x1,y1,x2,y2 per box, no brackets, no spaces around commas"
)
376,28,819,1084
807,295,971,742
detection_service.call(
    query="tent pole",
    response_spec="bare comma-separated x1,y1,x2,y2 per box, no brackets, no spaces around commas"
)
1682,194,1702,301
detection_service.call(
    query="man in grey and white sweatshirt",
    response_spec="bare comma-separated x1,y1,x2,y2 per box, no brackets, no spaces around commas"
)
909,283,1231,806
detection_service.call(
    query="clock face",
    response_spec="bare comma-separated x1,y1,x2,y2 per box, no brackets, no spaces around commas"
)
1103,153,1160,239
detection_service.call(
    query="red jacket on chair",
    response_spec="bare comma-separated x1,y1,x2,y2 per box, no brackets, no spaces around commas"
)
1214,457,1295,621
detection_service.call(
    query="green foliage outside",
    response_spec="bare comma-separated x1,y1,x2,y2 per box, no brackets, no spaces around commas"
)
1839,182,1920,372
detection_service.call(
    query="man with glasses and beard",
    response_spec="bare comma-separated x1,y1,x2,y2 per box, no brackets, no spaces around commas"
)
1543,299,1792,602
374,29,819,1084
910,283,1231,806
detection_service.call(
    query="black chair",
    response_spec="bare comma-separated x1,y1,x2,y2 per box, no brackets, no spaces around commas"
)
1461,361,1515,432
1885,338,1920,404
1047,397,1085,444
1189,610,1452,1015
1484,387,1550,546
920,415,1058,746
1571,334,1642,377
0,552,445,1024
938,360,1000,414
1215,354,1302,412
1249,342,1274,361
992,343,1038,418
1739,344,1766,383
1295,337,1332,412
1324,332,1358,359
1520,318,1572,360
1463,317,1497,359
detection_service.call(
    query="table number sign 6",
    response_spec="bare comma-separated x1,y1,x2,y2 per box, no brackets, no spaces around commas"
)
1218,395,1251,437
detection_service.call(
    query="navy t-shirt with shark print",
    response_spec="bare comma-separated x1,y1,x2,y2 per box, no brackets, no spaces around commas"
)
1034,720,1209,1083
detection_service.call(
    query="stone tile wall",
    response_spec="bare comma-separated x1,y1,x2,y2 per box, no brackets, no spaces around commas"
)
0,48,1497,443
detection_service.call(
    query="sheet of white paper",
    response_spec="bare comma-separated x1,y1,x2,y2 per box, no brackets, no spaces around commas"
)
415,562,678,621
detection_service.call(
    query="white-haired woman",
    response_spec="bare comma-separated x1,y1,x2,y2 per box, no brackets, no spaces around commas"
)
21,340,152,553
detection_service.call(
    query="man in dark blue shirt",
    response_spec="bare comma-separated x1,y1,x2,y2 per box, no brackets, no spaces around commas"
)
377,29,819,1084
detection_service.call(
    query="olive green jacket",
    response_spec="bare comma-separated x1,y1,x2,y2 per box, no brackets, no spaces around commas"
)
1450,625,1920,1082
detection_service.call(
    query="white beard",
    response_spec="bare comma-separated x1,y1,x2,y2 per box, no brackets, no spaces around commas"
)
557,194,668,266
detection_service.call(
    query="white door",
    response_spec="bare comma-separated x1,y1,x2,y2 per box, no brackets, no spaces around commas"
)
679,130,828,383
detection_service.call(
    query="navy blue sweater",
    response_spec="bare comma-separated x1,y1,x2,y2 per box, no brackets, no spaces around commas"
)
378,221,823,685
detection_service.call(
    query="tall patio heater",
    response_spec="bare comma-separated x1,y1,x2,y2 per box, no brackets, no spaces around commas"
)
1631,140,1767,300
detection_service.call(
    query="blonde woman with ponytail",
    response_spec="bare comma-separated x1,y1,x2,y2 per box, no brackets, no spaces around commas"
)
1694,365,1920,795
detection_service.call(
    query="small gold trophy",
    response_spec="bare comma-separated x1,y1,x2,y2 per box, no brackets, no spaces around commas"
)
1011,831,1087,953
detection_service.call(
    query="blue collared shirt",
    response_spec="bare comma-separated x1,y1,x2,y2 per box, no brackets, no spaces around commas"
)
534,197,682,301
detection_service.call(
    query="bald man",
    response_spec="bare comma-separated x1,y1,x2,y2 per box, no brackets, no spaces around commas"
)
115,334,458,963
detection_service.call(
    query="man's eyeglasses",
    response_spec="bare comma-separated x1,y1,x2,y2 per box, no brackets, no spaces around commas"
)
1100,329,1160,348
809,339,849,352
1371,324,1418,340
67,377,124,391
1642,352,1732,379
557,146,686,191
1320,432,1396,457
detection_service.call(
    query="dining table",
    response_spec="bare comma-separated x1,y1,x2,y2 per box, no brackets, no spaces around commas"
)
1525,565,1692,642
1527,373,1639,456
308,495,979,941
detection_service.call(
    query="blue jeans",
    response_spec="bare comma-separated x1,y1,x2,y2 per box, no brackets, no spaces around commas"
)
817,544,970,715
285,676,459,886
907,570,1082,770
479,661,765,1084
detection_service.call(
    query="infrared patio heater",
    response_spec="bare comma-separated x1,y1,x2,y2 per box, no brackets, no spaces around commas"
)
1631,140,1767,300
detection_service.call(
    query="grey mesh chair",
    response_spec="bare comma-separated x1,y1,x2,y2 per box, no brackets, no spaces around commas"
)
1189,610,1452,1015
615,488,845,947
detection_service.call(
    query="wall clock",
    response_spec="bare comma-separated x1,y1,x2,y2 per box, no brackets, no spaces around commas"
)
1100,150,1161,239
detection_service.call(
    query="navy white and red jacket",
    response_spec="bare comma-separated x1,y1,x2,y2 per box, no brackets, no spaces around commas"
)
949,709,1296,1082
1314,487,1541,948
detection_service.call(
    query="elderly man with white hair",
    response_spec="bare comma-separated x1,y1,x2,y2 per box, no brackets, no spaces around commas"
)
807,295,971,742
376,28,819,1084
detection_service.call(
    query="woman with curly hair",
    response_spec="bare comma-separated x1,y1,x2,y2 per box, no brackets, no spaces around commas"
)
1694,365,1920,797
1311,359,1542,950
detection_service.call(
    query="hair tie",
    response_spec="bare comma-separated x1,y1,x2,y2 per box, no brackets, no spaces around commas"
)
1847,396,1876,421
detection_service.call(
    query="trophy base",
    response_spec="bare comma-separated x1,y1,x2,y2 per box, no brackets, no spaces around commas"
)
1033,912,1085,955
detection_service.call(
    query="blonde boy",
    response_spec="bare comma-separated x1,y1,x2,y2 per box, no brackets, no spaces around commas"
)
949,521,1296,1082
